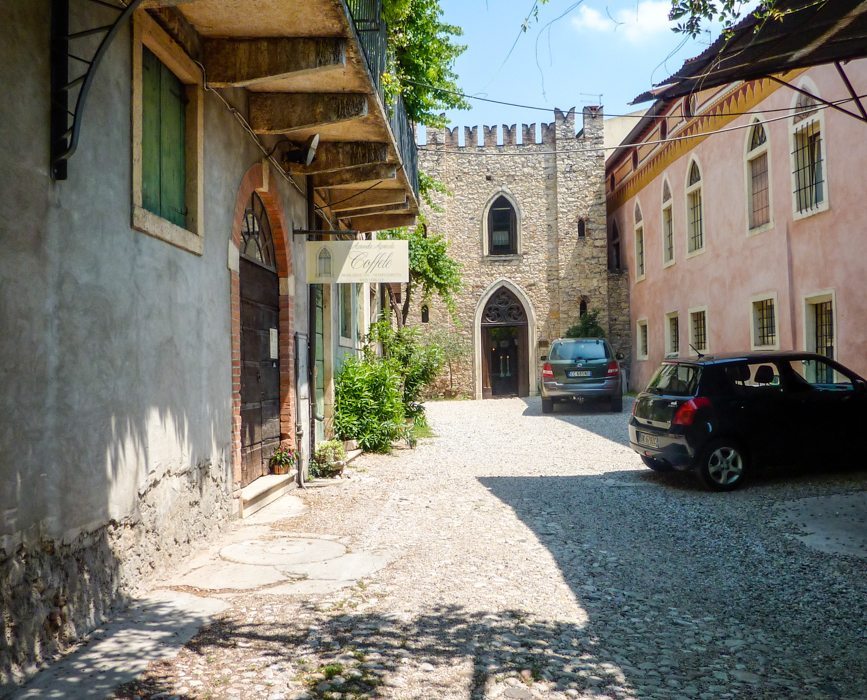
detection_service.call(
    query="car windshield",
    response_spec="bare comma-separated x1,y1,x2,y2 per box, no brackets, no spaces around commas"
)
646,363,700,396
549,341,610,361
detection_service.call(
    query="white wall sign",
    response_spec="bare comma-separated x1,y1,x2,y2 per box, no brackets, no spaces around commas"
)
269,328,279,359
306,240,409,284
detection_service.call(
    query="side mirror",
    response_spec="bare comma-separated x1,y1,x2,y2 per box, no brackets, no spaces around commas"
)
855,379,867,394
616,352,625,361
540,355,548,362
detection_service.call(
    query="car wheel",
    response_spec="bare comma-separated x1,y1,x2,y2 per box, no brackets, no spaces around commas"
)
641,454,674,472
610,393,623,412
696,438,748,492
542,398,554,414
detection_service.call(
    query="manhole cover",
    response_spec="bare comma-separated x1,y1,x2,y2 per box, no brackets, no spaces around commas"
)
220,538,346,566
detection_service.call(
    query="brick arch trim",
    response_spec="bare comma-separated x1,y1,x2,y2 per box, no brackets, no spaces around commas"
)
230,163,296,497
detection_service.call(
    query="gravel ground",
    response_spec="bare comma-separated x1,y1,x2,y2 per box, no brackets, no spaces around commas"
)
115,397,867,700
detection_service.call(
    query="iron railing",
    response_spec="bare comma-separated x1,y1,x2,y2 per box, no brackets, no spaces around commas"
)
344,0,419,200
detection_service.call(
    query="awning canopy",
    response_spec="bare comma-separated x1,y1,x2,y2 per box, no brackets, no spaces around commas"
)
633,0,867,104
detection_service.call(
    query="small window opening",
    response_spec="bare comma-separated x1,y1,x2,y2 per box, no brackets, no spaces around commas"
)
579,300,588,316
421,305,429,323
577,218,586,238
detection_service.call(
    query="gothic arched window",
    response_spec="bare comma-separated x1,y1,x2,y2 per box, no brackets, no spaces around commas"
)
317,247,332,278
240,192,277,270
577,218,586,238
488,195,517,255
421,305,430,323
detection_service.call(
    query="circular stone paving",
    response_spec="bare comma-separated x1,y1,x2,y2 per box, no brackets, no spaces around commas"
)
220,537,346,567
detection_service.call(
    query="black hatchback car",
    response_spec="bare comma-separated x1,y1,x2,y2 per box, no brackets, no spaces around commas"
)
629,352,867,491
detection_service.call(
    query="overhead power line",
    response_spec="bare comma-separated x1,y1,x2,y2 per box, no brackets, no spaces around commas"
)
418,96,865,156
405,79,865,121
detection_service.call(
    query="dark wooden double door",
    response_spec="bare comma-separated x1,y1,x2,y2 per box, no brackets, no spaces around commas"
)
482,325,529,398
240,258,280,487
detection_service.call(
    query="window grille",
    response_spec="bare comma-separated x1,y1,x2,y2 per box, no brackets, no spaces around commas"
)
634,204,642,224
686,162,703,253
691,310,707,351
749,122,767,150
815,301,834,359
663,206,674,263
793,122,824,213
241,192,277,270
754,298,776,346
688,189,703,252
749,153,770,228
662,180,671,201
669,315,679,354
640,323,648,357
635,226,645,277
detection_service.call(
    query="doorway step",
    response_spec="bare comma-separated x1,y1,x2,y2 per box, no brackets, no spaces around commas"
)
239,473,297,519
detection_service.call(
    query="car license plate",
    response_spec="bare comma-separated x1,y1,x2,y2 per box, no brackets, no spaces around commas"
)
638,432,659,448
567,370,592,378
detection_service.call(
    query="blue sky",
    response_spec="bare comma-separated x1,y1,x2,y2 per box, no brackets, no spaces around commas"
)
435,0,714,131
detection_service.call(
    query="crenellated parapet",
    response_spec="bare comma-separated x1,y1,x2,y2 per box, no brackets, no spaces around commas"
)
422,106,604,149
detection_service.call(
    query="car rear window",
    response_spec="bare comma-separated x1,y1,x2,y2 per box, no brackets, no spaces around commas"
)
549,340,610,361
646,363,699,396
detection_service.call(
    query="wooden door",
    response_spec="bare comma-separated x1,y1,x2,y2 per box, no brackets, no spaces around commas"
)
240,257,280,487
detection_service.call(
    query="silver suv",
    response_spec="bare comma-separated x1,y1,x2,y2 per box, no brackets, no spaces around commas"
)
540,338,624,413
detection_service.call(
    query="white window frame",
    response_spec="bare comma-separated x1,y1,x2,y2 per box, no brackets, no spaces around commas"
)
636,319,649,361
661,174,675,268
481,189,522,258
131,12,204,255
802,289,837,358
685,157,706,259
789,77,830,220
744,116,774,236
664,310,680,357
688,305,709,355
634,201,645,282
749,292,780,350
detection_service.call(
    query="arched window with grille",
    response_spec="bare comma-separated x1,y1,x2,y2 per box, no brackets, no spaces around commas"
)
661,175,674,266
745,119,772,233
685,159,705,256
240,191,277,270
317,247,332,278
634,201,645,281
790,81,827,217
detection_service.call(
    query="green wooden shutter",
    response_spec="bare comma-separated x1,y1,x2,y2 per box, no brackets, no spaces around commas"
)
159,63,186,228
141,47,162,217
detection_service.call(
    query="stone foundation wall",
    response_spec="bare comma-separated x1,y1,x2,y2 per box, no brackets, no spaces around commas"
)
0,460,230,694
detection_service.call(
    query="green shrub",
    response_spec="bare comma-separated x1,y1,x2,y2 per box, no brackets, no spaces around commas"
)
565,310,606,339
334,355,406,453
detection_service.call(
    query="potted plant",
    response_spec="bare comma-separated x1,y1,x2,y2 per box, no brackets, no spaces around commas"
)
311,440,347,478
269,445,296,475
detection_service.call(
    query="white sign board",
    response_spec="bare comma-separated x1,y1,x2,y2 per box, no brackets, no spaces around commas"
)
306,240,409,284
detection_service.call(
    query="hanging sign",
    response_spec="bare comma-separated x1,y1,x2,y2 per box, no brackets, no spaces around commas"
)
305,240,409,284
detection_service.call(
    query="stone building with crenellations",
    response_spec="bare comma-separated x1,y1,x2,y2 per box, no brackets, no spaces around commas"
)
409,107,631,399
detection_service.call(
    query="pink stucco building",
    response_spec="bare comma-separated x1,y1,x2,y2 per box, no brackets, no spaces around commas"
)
606,59,867,391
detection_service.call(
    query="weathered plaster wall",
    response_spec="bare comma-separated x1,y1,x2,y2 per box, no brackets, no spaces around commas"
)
0,4,306,688
415,107,624,398
608,61,867,390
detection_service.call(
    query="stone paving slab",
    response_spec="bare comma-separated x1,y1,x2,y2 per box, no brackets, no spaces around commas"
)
10,591,228,700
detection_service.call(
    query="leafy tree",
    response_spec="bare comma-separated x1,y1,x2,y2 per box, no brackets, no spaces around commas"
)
565,310,606,339
382,0,470,126
668,0,786,38
382,221,463,327
422,327,471,393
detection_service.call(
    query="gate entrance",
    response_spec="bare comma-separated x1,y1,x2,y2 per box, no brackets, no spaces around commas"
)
480,288,529,398
239,193,280,487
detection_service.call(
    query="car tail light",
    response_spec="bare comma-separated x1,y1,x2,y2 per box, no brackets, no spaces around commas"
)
542,363,554,379
672,397,711,426
607,361,619,377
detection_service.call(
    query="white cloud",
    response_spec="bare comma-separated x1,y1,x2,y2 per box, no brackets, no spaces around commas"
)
572,1,674,43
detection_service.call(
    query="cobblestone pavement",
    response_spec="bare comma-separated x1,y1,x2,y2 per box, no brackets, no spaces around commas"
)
115,397,867,700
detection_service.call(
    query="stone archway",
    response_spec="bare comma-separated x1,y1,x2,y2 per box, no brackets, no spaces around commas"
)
229,163,295,494
473,280,536,400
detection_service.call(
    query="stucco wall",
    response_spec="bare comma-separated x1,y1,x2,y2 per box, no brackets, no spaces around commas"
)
0,4,307,688
414,107,625,399
608,61,867,391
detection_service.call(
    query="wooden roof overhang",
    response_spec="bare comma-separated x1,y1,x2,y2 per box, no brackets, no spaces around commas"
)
51,0,418,231
632,0,867,123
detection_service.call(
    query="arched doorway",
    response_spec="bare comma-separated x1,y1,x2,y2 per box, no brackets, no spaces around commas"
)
238,191,281,486
480,287,530,398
